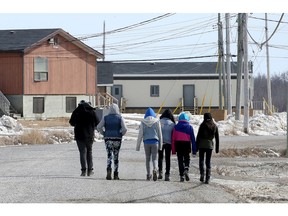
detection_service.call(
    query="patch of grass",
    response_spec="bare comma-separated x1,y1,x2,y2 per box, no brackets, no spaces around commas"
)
47,130,74,143
0,136,19,146
18,130,52,145
216,147,285,158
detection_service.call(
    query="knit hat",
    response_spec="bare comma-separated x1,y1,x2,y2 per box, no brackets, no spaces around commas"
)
178,112,189,121
204,113,212,122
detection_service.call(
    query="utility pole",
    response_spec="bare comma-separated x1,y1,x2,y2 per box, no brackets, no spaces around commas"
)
265,13,272,114
102,21,106,61
218,14,227,109
236,13,243,120
218,13,223,109
225,13,232,115
243,13,249,134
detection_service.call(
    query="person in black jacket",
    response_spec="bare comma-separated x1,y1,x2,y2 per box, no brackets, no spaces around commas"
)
196,113,219,184
69,100,99,177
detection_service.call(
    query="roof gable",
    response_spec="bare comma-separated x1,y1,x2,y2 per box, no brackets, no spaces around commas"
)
0,28,103,58
0,29,60,51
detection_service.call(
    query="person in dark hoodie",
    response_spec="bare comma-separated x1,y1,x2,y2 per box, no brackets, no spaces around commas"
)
196,112,219,184
136,107,163,181
97,103,127,180
158,109,175,181
172,112,196,182
69,100,99,177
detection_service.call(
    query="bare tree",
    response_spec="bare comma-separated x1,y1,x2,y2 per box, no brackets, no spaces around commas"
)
253,71,288,112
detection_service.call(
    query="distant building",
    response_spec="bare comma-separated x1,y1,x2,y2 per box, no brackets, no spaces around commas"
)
97,61,254,117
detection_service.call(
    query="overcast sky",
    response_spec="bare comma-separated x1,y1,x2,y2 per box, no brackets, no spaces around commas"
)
1,1,287,76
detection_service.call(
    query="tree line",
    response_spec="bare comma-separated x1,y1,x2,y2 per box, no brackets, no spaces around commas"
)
253,71,288,112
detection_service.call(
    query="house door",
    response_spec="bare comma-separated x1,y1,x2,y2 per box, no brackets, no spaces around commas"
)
111,85,122,105
183,85,195,109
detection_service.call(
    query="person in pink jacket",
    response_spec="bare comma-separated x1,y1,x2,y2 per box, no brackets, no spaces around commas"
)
172,112,197,182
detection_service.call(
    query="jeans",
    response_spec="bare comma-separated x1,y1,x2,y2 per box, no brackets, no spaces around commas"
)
158,144,172,175
199,148,213,174
105,139,122,172
144,144,158,175
76,139,94,171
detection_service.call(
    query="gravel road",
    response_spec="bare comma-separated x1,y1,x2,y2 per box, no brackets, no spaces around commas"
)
0,136,287,203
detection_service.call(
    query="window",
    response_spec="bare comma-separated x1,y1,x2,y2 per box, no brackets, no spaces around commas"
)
34,57,48,81
66,97,77,113
33,97,44,114
150,85,159,97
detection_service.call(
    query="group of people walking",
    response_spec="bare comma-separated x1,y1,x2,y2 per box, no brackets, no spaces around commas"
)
69,101,219,184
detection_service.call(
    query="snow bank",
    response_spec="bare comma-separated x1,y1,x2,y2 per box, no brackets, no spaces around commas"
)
123,112,287,137
0,112,287,137
0,115,23,136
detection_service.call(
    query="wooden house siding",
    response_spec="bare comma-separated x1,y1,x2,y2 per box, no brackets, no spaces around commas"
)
23,35,96,95
0,53,23,94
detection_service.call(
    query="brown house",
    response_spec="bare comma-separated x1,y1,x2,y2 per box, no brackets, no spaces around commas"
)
0,28,103,119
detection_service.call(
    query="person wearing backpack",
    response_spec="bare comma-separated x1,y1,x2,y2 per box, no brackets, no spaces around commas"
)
196,112,219,184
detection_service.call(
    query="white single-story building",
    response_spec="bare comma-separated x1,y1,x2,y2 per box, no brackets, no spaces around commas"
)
97,61,254,115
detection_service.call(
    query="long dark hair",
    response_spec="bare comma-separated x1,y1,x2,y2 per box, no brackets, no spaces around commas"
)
202,113,216,136
160,109,175,123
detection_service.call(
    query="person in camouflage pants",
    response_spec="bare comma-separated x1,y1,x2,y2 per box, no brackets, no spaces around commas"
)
97,103,127,180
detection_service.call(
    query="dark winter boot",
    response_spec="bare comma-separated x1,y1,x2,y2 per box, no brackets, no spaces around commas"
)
114,171,120,180
200,173,204,182
153,170,157,181
80,170,86,177
87,169,94,176
158,170,163,180
184,169,190,181
146,174,152,181
164,173,170,181
205,169,211,184
106,168,112,180
200,164,205,182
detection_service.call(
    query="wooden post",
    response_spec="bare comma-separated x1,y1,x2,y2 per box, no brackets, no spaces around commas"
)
236,13,243,120
243,13,249,134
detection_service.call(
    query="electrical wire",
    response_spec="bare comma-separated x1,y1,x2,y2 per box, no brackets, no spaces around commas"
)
247,13,284,49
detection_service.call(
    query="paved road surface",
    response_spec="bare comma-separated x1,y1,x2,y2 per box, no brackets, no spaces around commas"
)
0,136,286,203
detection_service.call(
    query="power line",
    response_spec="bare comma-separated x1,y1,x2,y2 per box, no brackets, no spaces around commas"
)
247,13,285,49
77,13,176,41
112,54,219,62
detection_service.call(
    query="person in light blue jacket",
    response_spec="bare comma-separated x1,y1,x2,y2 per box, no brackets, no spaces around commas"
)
136,108,163,181
97,103,127,180
158,109,175,181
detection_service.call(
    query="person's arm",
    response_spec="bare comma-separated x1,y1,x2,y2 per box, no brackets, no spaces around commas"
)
69,110,77,126
215,126,219,153
171,128,176,155
94,111,100,128
195,124,203,152
157,120,163,151
120,116,128,136
136,123,143,151
190,126,197,155
96,116,105,135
